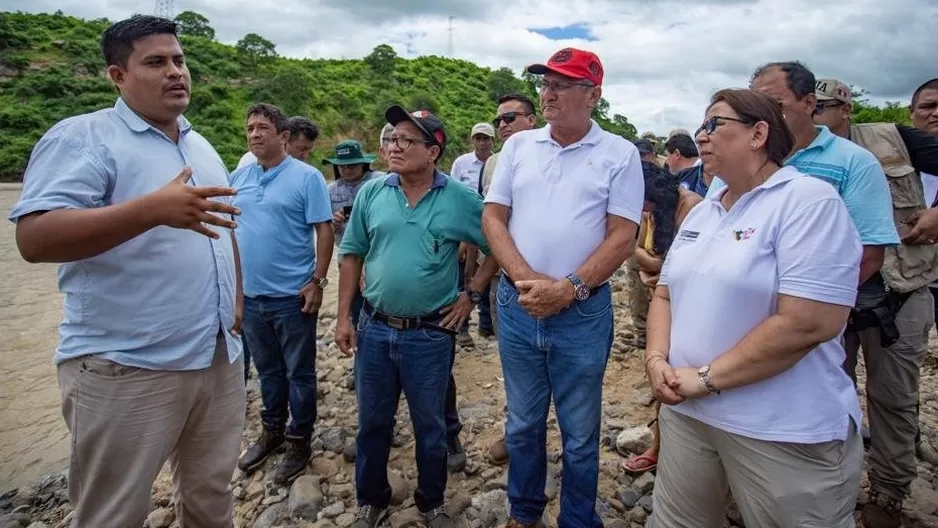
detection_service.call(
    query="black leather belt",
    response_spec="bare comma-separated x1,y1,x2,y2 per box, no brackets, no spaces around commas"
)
503,274,602,298
362,301,456,335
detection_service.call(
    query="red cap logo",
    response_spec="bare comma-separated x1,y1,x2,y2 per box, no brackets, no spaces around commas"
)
534,47,604,86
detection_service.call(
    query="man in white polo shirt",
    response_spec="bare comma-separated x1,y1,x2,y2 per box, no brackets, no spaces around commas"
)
482,47,643,528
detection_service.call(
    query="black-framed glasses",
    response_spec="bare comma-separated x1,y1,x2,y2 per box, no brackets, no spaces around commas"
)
386,135,430,150
694,116,753,137
534,78,595,93
815,101,845,114
493,112,533,127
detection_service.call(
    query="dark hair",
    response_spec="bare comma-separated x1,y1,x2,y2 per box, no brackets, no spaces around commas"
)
664,134,698,158
288,116,320,142
641,161,680,255
751,61,816,100
708,88,794,167
100,15,179,68
247,103,289,133
497,93,537,116
912,78,938,109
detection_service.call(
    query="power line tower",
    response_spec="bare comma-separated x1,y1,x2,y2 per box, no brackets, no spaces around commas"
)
447,16,454,57
154,0,175,20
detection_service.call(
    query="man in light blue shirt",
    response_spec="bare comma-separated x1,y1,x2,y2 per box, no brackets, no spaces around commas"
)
8,15,245,527
232,103,335,485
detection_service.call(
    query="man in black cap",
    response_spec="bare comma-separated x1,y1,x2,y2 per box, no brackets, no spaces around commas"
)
634,138,658,164
335,106,499,528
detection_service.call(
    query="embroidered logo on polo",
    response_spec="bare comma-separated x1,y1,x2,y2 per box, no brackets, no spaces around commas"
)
550,49,573,64
733,227,756,241
676,229,699,243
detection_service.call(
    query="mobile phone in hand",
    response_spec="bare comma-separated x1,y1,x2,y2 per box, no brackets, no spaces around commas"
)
343,205,353,217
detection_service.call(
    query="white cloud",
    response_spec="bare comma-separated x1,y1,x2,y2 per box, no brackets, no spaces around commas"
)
7,0,937,134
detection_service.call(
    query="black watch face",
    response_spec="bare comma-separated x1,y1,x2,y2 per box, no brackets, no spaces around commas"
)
469,291,482,303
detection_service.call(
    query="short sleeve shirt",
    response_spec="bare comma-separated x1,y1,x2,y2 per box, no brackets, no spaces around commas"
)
661,166,863,443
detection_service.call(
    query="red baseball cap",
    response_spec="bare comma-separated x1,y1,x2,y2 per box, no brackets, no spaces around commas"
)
526,48,604,86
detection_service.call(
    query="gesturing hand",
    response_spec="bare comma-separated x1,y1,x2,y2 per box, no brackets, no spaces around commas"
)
335,318,356,356
148,167,240,238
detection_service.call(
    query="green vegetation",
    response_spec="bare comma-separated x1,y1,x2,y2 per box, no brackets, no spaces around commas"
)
0,11,916,182
0,10,640,181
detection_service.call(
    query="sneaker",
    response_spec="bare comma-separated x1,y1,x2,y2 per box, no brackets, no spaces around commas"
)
456,331,475,348
447,435,467,472
425,507,456,528
861,490,902,528
238,427,285,473
486,437,509,465
352,505,388,528
274,436,311,485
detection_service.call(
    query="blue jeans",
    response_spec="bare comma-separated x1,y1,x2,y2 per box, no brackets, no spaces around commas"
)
243,295,319,439
496,276,613,528
355,308,455,512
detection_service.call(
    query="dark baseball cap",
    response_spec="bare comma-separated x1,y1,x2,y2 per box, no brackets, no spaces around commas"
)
385,105,448,158
634,139,655,154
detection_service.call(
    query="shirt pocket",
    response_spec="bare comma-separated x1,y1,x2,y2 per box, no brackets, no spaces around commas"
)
413,227,447,272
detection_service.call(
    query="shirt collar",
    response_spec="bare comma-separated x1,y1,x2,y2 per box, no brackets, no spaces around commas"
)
706,166,802,202
385,170,449,188
793,126,836,156
114,97,192,136
535,120,603,147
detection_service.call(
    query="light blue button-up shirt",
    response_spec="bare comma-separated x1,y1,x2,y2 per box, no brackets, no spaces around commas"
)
230,156,332,298
8,98,242,370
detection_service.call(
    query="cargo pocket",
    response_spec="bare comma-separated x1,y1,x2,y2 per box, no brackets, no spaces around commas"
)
882,168,938,288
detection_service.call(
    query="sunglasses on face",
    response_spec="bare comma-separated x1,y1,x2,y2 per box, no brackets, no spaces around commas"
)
695,115,753,137
815,101,845,114
493,112,532,127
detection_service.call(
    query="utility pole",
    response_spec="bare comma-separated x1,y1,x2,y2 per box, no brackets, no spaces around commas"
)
447,16,454,57
154,0,175,20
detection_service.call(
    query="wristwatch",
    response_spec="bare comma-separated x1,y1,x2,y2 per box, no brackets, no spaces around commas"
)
312,276,329,289
565,274,591,301
697,365,720,395
467,289,482,304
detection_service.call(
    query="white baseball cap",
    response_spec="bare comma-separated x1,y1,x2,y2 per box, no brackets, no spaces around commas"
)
470,122,495,138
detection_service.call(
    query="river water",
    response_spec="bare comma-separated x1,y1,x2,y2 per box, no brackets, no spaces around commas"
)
0,185,69,492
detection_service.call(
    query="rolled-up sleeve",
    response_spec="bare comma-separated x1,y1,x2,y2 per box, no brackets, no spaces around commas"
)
777,197,862,306
9,131,109,222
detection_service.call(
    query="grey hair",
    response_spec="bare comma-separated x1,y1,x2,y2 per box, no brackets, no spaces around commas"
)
379,123,394,146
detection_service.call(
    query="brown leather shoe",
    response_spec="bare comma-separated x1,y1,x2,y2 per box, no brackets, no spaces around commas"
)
486,437,509,465
861,491,902,528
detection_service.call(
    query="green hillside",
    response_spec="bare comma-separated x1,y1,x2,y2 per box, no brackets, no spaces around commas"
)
0,10,642,181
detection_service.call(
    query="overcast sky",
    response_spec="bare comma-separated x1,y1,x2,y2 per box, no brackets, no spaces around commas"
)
8,0,937,134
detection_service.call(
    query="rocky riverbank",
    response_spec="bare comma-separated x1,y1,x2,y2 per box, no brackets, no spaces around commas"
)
6,270,938,528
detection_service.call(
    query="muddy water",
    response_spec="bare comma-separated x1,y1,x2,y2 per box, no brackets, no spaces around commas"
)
0,185,68,492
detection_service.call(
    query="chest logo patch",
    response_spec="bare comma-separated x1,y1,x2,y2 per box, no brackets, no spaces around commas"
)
733,227,756,241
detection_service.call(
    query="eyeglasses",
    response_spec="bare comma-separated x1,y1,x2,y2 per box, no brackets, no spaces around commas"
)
815,101,845,115
534,78,595,93
386,135,430,150
694,116,753,137
493,112,533,127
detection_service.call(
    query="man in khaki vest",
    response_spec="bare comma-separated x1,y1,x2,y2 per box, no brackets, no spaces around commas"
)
815,78,938,528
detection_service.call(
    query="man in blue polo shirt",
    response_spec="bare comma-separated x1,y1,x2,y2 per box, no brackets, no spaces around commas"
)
232,103,335,485
335,106,498,528
707,61,898,281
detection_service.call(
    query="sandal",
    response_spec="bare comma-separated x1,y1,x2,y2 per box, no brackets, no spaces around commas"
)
622,450,658,474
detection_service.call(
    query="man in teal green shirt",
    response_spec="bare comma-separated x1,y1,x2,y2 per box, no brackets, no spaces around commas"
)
336,106,498,528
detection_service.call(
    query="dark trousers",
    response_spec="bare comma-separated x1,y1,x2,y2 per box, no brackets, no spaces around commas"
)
243,295,319,438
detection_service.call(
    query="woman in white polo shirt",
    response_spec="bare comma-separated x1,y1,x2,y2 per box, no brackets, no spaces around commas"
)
645,88,864,528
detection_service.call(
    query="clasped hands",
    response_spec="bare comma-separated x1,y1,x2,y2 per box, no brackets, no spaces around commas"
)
645,356,710,404
513,276,576,319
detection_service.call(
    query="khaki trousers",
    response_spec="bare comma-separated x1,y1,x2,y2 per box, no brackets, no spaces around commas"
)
627,264,649,340
58,334,246,528
648,406,862,528
843,286,934,501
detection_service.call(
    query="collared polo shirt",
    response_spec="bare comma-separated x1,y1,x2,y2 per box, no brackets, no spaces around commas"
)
328,170,385,247
662,166,863,443
706,125,899,246
484,121,645,279
230,156,332,298
8,98,241,370
339,171,489,317
450,152,486,193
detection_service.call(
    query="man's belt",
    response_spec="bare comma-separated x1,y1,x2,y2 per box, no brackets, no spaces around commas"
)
503,274,602,299
362,301,457,335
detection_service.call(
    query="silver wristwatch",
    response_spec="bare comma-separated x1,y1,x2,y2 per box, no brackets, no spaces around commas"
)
697,365,720,395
